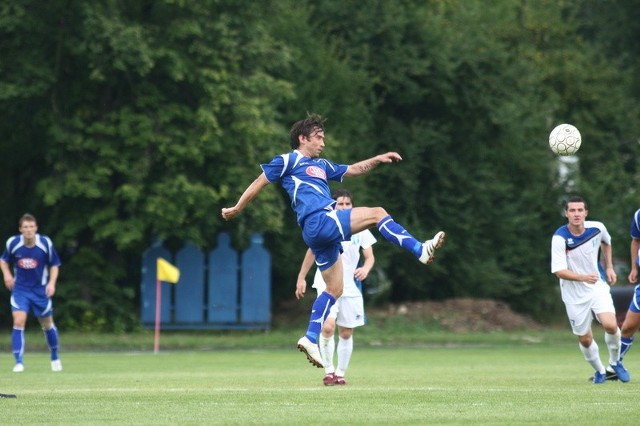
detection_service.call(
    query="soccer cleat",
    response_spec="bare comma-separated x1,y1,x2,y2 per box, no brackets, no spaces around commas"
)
587,369,618,382
419,231,446,265
334,375,346,385
323,373,336,386
609,361,630,383
0,393,17,398
12,363,24,373
51,359,62,372
297,336,323,368
592,371,606,384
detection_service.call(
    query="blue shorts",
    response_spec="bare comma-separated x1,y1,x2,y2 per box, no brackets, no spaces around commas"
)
302,209,352,271
629,284,640,313
10,286,54,318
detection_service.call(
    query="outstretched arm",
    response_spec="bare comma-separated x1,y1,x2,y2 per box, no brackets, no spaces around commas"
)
344,152,402,177
221,173,270,221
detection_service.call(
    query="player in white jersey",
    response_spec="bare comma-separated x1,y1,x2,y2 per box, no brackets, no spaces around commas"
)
550,196,629,383
296,189,376,385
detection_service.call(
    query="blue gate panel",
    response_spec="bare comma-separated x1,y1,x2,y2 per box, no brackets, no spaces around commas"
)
174,243,205,323
240,233,271,323
141,244,173,324
208,233,238,322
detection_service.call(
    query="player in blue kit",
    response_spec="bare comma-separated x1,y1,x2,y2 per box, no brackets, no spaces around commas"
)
222,114,445,367
612,208,640,371
551,196,629,384
0,213,62,372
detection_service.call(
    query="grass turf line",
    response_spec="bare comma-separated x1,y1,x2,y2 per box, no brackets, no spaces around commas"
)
2,343,638,425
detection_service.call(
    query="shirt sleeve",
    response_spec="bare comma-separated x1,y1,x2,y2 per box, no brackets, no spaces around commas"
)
359,229,377,249
550,235,568,274
319,159,348,182
631,210,640,239
260,154,287,183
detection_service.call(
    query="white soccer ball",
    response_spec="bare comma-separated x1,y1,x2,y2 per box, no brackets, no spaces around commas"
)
549,123,581,156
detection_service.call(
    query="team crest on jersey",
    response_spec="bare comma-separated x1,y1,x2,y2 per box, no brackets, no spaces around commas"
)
17,258,38,269
306,166,326,179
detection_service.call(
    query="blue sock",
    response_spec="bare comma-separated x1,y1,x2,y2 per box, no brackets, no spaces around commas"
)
12,327,24,364
377,215,423,258
44,326,60,361
305,292,336,344
620,336,634,361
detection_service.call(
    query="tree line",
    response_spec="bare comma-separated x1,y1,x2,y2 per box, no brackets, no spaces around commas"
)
1,0,639,331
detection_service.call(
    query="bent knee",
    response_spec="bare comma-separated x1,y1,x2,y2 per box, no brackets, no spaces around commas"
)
371,207,388,222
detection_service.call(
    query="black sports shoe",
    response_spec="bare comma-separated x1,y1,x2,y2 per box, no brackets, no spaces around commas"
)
0,393,17,398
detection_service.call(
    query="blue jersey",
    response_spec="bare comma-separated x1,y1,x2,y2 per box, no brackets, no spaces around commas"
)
631,209,640,267
631,209,640,240
261,150,348,227
1,234,61,290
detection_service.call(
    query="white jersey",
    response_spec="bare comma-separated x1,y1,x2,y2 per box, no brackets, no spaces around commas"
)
313,229,377,297
551,220,611,304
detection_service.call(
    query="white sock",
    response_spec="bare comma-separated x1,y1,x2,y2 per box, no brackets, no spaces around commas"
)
604,328,621,366
335,336,353,377
579,341,605,373
319,334,335,373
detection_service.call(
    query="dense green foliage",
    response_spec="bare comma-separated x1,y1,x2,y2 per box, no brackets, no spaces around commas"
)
1,0,639,330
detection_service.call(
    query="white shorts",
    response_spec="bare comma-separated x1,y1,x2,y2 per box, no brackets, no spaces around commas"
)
564,286,615,336
327,296,365,328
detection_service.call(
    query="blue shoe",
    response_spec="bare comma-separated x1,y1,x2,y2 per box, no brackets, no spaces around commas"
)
610,361,630,383
587,369,618,382
592,371,606,384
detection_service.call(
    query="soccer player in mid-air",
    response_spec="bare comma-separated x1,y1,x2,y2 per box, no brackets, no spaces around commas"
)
296,189,376,385
0,213,63,372
222,113,445,367
550,196,629,384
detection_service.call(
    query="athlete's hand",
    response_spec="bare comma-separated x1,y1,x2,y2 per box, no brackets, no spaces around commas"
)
3,275,14,291
221,207,239,221
606,267,617,285
377,152,402,163
629,269,638,284
354,267,369,282
583,273,600,284
295,279,307,300
46,283,56,298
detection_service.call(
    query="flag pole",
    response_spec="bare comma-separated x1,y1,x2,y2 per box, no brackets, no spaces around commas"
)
154,278,161,354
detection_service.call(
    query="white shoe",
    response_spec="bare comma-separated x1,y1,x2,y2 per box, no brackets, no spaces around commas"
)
51,359,62,372
12,363,24,373
419,231,446,264
297,336,323,368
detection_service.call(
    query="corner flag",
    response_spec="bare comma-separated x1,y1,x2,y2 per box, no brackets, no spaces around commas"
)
157,258,180,283
154,257,180,354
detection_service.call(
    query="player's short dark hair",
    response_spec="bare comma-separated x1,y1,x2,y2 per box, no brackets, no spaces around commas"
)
19,213,37,226
332,189,353,203
565,195,587,210
289,113,326,149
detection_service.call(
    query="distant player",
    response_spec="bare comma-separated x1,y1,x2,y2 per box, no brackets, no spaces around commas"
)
0,213,63,372
296,189,376,385
551,196,629,384
222,113,445,367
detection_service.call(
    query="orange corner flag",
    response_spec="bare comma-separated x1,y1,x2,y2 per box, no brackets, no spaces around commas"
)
157,258,180,284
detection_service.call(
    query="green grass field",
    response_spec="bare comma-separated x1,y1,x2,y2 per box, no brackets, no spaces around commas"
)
2,330,638,425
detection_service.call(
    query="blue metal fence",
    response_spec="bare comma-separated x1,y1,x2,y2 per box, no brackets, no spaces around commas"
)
140,232,271,329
